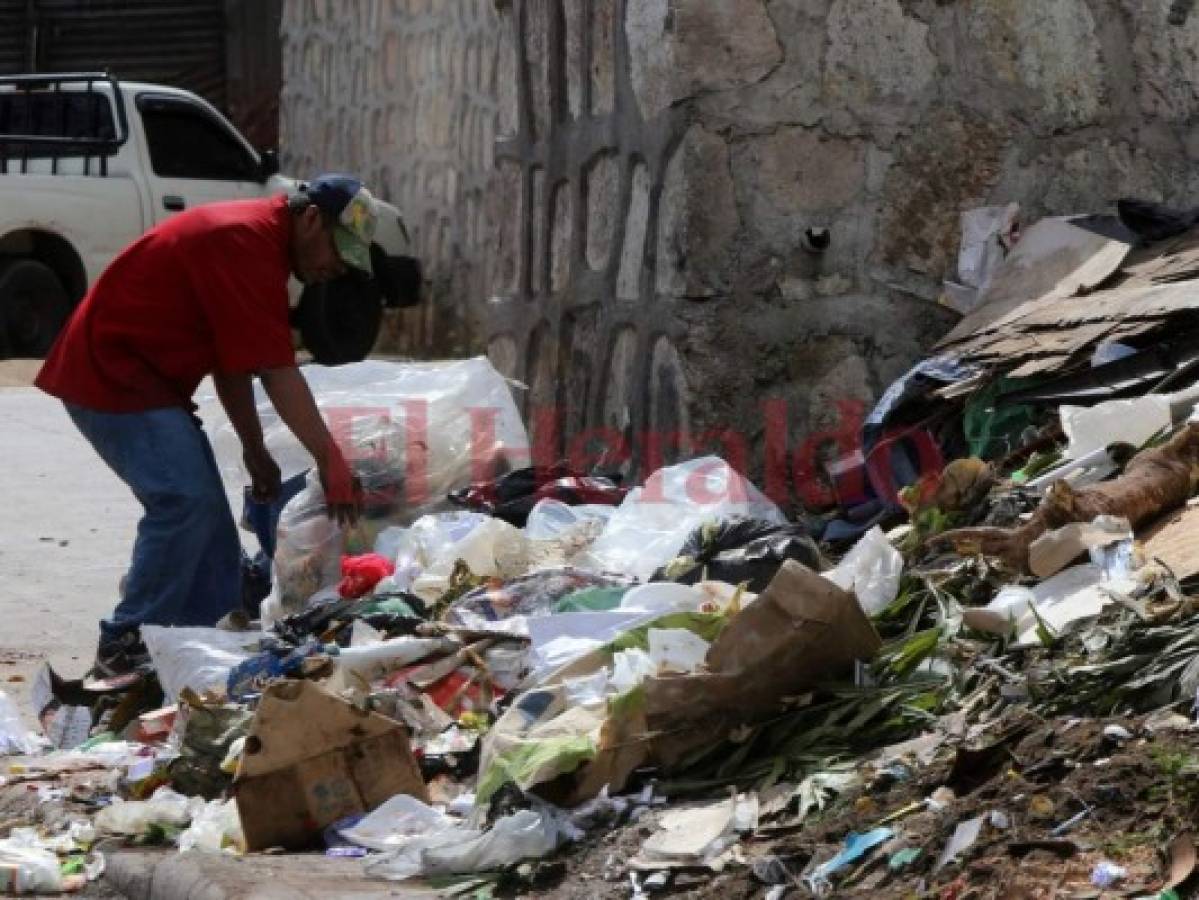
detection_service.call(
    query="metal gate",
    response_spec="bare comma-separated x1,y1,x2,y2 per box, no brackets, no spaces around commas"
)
0,0,280,147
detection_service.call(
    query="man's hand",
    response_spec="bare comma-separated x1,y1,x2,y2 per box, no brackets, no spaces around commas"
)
319,449,363,528
257,366,364,527
243,446,282,503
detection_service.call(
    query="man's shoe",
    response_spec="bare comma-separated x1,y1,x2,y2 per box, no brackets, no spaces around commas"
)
90,631,150,680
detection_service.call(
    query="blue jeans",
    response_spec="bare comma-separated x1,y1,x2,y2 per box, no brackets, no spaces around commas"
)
65,403,241,643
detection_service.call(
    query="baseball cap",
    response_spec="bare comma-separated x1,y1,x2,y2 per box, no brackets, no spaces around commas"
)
303,173,379,275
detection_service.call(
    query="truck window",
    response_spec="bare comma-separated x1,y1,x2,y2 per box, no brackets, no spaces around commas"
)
139,98,259,181
0,91,116,157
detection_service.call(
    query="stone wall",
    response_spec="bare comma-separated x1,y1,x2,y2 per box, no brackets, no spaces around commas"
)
282,0,1199,509
279,0,502,356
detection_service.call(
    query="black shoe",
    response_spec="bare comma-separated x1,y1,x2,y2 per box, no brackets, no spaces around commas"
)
90,631,150,680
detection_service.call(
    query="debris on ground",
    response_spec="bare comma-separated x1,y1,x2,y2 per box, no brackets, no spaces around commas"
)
18,227,1199,899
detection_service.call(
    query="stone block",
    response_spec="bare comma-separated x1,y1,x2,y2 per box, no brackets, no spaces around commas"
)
550,180,574,293
590,0,617,115
585,152,620,272
616,162,651,300
657,125,739,298
626,0,782,121
823,0,936,109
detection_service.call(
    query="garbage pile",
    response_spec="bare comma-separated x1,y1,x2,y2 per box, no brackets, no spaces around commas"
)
11,202,1199,896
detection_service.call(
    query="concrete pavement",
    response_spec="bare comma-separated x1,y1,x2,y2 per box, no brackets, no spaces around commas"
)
0,368,435,897
0,383,137,712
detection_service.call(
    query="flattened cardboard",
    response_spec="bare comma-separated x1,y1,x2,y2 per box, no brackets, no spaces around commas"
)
569,560,882,802
1143,503,1199,580
234,680,427,850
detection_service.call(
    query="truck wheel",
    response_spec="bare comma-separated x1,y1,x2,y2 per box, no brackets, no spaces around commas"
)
292,275,383,366
0,259,73,358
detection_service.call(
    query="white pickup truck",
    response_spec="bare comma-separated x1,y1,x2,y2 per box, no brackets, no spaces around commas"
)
0,72,420,362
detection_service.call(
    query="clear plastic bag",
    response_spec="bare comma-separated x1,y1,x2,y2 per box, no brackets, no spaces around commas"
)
524,500,616,541
269,474,343,621
95,788,203,837
339,794,453,852
177,798,244,854
0,836,62,894
366,808,566,880
410,517,530,600
206,358,527,509
140,626,259,704
577,457,786,581
0,690,40,756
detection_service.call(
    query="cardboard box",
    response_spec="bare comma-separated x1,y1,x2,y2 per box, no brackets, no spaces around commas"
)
234,679,428,850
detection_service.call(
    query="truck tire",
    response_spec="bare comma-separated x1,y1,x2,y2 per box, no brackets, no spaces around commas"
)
292,274,383,366
0,259,73,359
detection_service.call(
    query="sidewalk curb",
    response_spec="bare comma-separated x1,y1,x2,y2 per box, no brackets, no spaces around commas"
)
102,849,434,899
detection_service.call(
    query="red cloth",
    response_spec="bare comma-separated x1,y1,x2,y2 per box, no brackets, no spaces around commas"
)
36,196,296,412
338,552,396,599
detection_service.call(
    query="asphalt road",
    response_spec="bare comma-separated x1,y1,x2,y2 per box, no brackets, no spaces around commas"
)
0,361,247,724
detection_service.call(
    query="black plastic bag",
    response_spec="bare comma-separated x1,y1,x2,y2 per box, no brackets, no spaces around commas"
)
448,462,626,527
652,517,829,593
1116,198,1199,243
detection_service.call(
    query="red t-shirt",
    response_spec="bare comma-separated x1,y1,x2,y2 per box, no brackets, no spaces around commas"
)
36,196,296,412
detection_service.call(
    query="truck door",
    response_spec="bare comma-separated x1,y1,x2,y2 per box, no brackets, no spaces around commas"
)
135,93,265,224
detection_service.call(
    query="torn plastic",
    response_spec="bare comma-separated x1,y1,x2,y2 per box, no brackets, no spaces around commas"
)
140,626,259,704
823,526,904,616
577,457,786,581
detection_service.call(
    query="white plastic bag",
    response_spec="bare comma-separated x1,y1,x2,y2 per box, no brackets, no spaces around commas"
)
95,788,203,836
578,457,785,581
177,799,244,854
366,808,567,881
140,626,259,704
408,516,529,600
824,526,904,616
339,794,453,852
0,837,62,894
0,690,40,756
